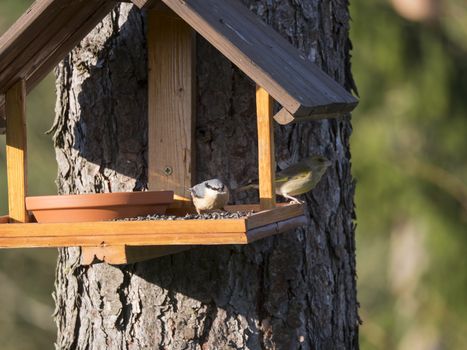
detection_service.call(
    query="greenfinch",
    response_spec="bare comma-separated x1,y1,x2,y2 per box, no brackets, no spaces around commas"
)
239,155,332,203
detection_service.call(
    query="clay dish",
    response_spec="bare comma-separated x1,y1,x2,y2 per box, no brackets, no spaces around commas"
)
25,191,174,223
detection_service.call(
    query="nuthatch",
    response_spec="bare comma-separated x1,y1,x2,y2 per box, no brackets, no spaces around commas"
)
239,155,332,203
188,179,230,214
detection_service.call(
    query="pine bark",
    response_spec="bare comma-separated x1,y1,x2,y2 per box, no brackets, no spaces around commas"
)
52,1,359,349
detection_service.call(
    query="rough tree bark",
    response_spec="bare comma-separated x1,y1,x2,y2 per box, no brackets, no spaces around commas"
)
51,1,359,349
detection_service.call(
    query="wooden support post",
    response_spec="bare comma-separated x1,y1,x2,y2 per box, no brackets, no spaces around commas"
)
148,5,195,196
256,86,276,210
82,6,195,265
5,79,28,223
144,5,196,260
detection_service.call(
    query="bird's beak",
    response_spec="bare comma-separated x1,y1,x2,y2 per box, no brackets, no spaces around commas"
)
185,187,192,193
325,160,333,167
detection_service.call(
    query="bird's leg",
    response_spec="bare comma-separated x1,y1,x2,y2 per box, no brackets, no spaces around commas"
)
283,194,303,204
196,208,201,215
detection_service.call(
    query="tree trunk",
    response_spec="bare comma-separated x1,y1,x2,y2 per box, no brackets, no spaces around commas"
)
52,2,359,349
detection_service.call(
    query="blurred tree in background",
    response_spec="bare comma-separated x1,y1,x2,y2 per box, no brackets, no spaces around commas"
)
351,0,467,349
0,0,465,349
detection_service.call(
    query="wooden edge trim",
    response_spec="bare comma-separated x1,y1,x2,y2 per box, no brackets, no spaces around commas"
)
0,218,248,237
274,105,358,125
247,215,307,243
246,203,305,230
25,191,174,210
273,107,295,125
0,232,248,248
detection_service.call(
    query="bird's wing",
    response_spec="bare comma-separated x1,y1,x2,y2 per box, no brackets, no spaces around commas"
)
236,164,312,191
190,185,205,198
276,163,312,182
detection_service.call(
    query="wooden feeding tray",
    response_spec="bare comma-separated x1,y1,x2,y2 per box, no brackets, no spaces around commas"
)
0,0,357,264
0,203,306,264
0,203,305,248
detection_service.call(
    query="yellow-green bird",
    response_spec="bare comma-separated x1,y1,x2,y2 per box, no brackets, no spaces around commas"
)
239,155,332,203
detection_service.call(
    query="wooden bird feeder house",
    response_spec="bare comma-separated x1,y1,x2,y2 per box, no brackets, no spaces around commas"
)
0,0,358,264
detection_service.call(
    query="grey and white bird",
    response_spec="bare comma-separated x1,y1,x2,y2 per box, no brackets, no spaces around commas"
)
188,179,230,214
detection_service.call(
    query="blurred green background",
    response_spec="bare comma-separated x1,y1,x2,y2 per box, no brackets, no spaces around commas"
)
0,0,466,349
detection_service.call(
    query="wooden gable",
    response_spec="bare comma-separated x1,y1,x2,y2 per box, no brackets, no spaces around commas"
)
0,0,117,134
0,0,357,134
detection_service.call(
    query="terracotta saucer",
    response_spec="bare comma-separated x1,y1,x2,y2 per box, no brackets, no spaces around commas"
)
25,191,174,223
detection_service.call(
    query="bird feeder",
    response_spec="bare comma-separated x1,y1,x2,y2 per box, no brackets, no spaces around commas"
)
0,0,358,264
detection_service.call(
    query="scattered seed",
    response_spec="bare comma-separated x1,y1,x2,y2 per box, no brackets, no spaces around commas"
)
113,211,253,222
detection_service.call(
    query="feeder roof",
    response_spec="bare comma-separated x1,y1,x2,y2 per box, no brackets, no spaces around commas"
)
0,0,358,133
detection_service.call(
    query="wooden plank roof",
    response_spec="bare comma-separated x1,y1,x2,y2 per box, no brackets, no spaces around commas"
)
154,0,358,124
0,0,357,134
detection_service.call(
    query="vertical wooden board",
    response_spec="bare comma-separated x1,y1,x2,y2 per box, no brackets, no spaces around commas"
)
256,86,276,210
148,7,195,197
82,7,196,264
85,7,197,265
5,79,28,223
